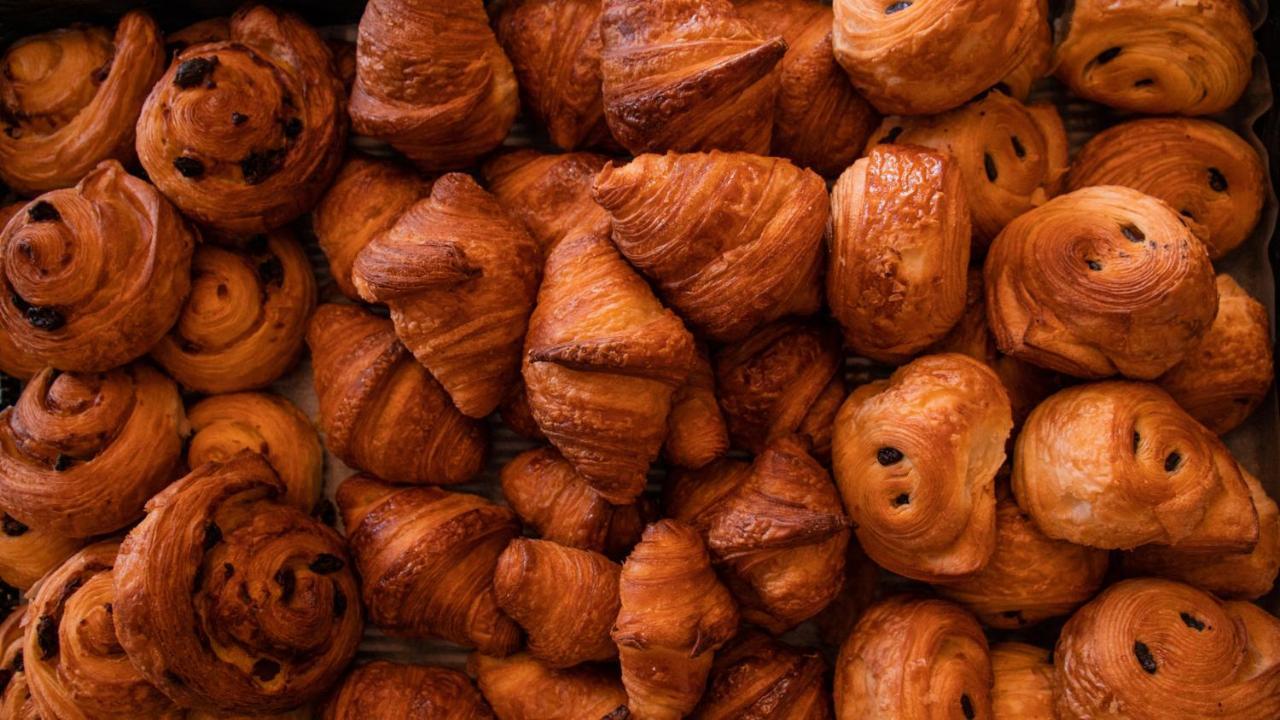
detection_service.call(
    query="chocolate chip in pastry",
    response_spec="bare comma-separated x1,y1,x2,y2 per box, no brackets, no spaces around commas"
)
323,661,492,720
693,630,831,719
482,150,612,257
0,507,83,592
469,652,627,720
990,642,1054,720
663,344,730,471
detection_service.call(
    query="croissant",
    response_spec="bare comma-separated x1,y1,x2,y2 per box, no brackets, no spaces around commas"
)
985,185,1219,379
0,161,195,372
1054,578,1280,720
349,0,517,171
693,630,831,719
0,11,164,195
1158,274,1273,435
0,508,83,591
990,643,1055,720
523,230,695,505
593,151,827,342
469,653,628,720
663,344,729,470
829,145,971,363
307,303,487,486
336,473,520,655
832,354,1011,582
613,520,739,720
1054,0,1254,116
1013,381,1258,551
1067,119,1266,260
834,596,992,720
136,5,345,234
312,154,430,301
482,150,612,256
322,661,492,720
865,93,1069,246
0,604,35,719
598,0,785,154
832,0,1050,115
353,173,541,419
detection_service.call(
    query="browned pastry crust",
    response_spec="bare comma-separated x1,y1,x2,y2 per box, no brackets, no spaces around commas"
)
664,344,729,470
1159,274,1274,435
349,0,518,171
1054,0,1254,116
832,0,1049,115
336,473,520,655
598,0,786,154
693,630,831,719
1013,381,1259,551
0,161,195,372
990,642,1055,720
113,452,362,714
497,381,546,442
829,145,971,362
0,508,84,591
0,363,184,538
998,1,1054,101
0,11,164,195
353,173,541,419
1067,119,1266,259
1053,578,1280,720
0,204,41,381
834,596,992,720
306,303,487,486
137,5,345,234
523,230,694,505
812,540,883,645
322,661,492,720
164,18,231,55
593,151,827,342
468,652,627,720
985,185,1218,379
0,605,37,719
482,150,612,257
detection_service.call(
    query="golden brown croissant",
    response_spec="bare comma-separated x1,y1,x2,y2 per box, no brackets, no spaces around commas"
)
598,0,785,154
312,154,430,301
493,538,620,668
0,604,36,720
829,145,971,363
323,661,492,720
349,0,518,171
136,5,345,235
1158,274,1273,435
693,630,830,719
482,150,612,256
523,230,695,505
307,303,487,486
1054,578,1280,720
663,344,729,470
353,173,541,419
113,452,362,714
469,652,628,720
1067,119,1266,260
985,185,1218,379
1054,0,1254,116
613,520,739,720
0,11,164,195
832,0,1049,115
1013,381,1258,551
593,151,827,342
0,363,184,538
0,161,195,372
834,596,992,720
990,642,1054,720
0,508,83,591
336,473,520,655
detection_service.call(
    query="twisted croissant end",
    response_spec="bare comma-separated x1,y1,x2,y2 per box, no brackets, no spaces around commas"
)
694,630,831,719
990,642,1055,720
482,150,612,257
469,652,628,720
322,661,492,720
664,344,729,470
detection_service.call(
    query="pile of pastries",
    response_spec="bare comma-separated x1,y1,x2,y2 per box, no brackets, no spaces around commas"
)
0,0,1273,718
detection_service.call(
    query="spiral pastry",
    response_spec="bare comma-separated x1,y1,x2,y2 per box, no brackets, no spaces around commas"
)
1068,119,1266,260
481,150,612,256
349,0,517,171
0,161,195,372
136,5,345,234
693,631,830,719
829,145,971,363
663,345,729,470
1054,578,1280,720
0,604,35,720
1054,0,1254,116
990,643,1054,720
832,0,1049,115
834,596,992,720
322,661,492,720
0,363,184,538
0,12,164,195
336,473,520,655
0,508,83,591
113,452,362,714
469,653,627,720
1013,381,1259,551
865,92,1069,245
187,393,323,513
307,303,486,486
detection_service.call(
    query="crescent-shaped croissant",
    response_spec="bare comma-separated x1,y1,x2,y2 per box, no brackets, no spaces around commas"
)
482,150,612,256
663,344,729,470
0,11,164,195
593,151,827,342
307,303,487,486
322,661,492,720
353,173,541,419
0,509,83,592
469,653,628,720
693,630,831,719
991,642,1055,720
0,605,36,719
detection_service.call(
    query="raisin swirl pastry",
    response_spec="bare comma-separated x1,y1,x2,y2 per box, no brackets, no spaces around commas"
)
0,204,41,382
322,661,492,720
0,11,164,195
985,186,1218,379
469,653,627,720
0,363,184,538
1054,0,1254,116
663,344,729,470
0,161,195,372
482,150,611,256
0,604,35,719
1054,578,1280,720
693,630,831,719
990,643,1054,720
113,452,362,714
136,5,345,235
0,509,83,592
1067,119,1266,260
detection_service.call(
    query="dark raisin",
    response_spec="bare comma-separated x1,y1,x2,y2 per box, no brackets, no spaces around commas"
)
1011,135,1026,158
0,580,15,620
26,201,59,223
1087,260,1102,271
1134,78,1155,87
1121,224,1145,242
231,112,248,126
173,57,217,88
877,447,904,465
885,0,912,13
984,153,998,182
333,588,347,617
256,256,284,286
1133,430,1141,452
251,658,280,682
9,294,29,313
1133,641,1157,674
893,493,910,507
173,156,205,179
275,567,296,602
36,615,57,659
309,554,344,574
282,117,303,138
1,515,26,537
961,694,975,720
223,562,234,579
881,126,904,144
312,498,337,527
25,306,65,331
1180,612,1206,631
1207,167,1228,192
1165,452,1182,472
1094,47,1122,65
240,149,284,185
203,521,222,550
54,454,71,471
